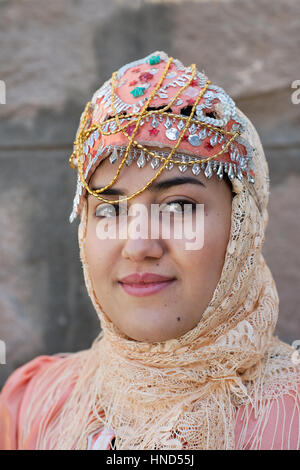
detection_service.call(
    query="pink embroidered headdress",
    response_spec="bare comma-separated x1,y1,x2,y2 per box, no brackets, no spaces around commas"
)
69,50,255,222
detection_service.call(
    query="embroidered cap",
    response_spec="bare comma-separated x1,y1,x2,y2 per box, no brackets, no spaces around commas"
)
69,51,255,223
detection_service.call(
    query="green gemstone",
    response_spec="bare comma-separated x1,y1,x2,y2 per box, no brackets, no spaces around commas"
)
147,55,160,65
130,86,146,98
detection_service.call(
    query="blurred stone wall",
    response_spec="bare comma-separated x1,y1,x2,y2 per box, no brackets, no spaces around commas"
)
0,0,299,387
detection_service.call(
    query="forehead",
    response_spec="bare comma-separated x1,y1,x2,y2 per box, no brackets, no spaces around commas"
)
90,148,169,186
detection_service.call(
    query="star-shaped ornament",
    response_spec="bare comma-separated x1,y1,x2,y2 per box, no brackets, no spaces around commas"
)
205,141,213,150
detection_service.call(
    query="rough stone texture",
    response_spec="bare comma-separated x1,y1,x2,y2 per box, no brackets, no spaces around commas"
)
263,175,300,344
0,0,300,387
0,150,100,378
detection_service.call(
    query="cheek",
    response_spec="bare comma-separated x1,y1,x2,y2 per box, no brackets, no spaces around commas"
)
171,209,231,284
84,219,115,279
201,208,231,285
206,209,231,251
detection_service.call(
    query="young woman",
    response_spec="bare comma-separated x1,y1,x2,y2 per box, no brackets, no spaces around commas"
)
1,51,299,450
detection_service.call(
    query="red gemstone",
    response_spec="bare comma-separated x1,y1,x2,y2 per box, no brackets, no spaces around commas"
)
190,80,199,87
129,80,138,86
132,68,140,73
139,72,153,82
126,124,136,136
182,134,189,142
149,128,159,136
205,141,213,150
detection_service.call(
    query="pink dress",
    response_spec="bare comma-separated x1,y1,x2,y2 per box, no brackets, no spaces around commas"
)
0,355,299,450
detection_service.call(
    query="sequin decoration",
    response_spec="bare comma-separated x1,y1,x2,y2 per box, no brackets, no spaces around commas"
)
166,72,177,79
166,128,179,141
188,135,201,147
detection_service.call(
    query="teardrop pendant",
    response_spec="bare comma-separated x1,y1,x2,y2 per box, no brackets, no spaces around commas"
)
217,162,223,180
210,135,218,147
177,120,185,131
137,151,146,168
164,116,172,129
109,147,118,164
204,161,213,179
151,157,160,169
199,128,207,140
191,163,201,176
236,167,244,181
152,114,159,128
178,155,188,172
228,163,235,181
178,164,188,172
166,162,174,171
189,123,197,135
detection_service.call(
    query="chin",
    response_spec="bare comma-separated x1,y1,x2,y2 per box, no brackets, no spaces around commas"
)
124,328,183,343
115,312,186,342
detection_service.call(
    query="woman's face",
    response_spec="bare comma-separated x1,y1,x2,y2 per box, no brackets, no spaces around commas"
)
84,149,232,342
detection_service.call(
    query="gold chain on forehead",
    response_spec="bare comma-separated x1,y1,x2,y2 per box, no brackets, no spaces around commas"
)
69,58,240,204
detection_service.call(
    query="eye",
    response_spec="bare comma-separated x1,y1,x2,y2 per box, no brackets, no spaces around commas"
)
160,199,196,214
95,200,197,218
95,203,126,218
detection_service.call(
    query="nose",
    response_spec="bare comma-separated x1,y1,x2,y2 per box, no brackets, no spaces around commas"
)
121,237,163,262
121,203,164,262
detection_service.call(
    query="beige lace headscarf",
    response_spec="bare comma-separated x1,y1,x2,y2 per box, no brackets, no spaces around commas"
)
23,112,300,450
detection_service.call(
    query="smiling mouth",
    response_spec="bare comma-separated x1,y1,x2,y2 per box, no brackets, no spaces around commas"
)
118,279,176,297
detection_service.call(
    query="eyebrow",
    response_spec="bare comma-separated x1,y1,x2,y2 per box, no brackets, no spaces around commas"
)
89,176,206,197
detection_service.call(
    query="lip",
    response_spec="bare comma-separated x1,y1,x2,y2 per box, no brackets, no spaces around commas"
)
119,279,176,297
119,272,175,284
